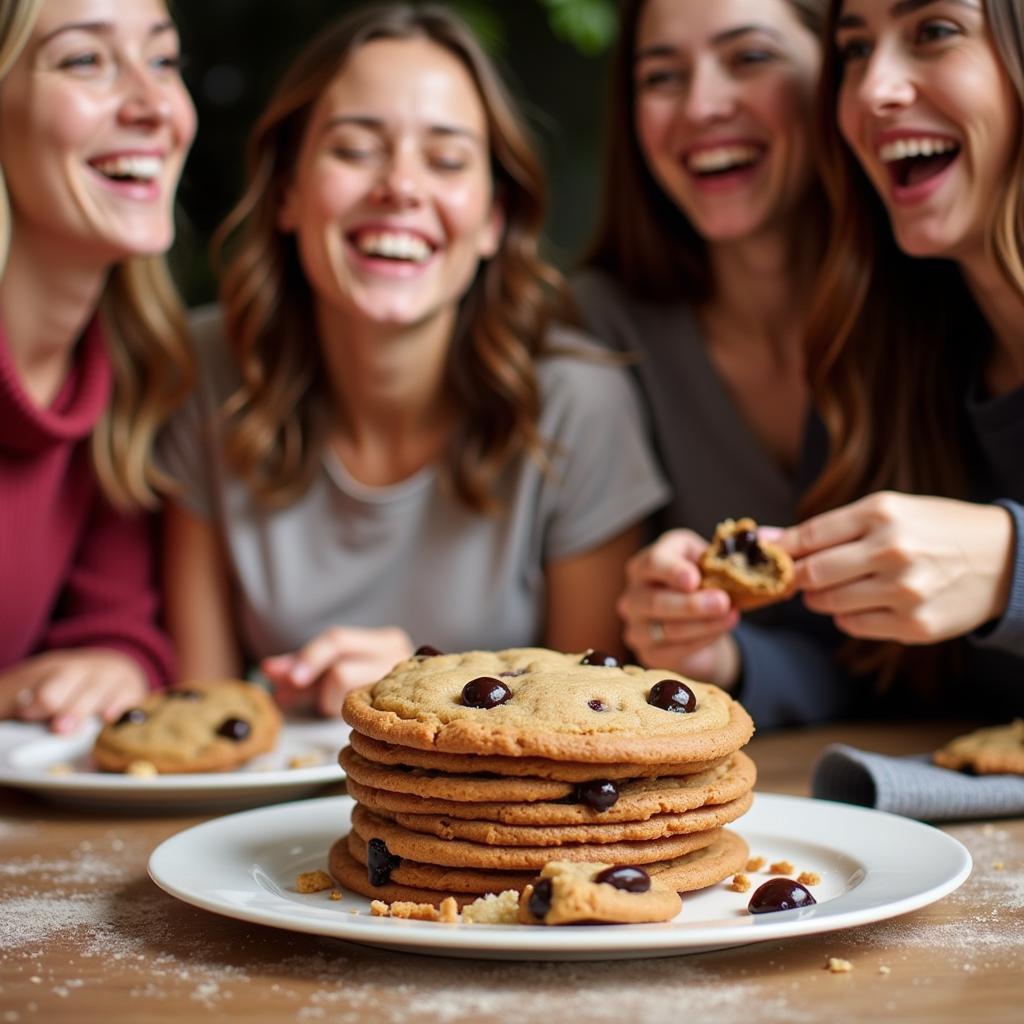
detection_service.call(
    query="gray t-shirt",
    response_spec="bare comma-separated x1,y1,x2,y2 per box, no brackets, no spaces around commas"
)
160,308,668,663
572,269,798,538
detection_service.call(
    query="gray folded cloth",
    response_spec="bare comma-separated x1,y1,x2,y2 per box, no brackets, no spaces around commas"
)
811,743,1024,821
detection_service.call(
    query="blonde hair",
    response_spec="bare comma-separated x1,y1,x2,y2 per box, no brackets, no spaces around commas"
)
0,0,194,510
215,3,571,511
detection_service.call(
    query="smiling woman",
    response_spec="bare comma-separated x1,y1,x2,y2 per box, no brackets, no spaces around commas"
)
158,2,667,718
788,0,1024,716
0,0,196,732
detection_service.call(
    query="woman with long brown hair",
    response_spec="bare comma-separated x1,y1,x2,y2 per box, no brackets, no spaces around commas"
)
161,3,666,717
577,0,850,725
0,0,195,732
780,0,1024,714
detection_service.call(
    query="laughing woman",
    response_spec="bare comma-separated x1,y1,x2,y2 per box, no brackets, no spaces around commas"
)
575,0,851,725
0,0,195,731
783,0,1024,713
160,4,667,717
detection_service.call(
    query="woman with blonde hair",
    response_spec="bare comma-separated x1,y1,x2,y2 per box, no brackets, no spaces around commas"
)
0,0,196,732
161,3,666,716
780,0,1024,715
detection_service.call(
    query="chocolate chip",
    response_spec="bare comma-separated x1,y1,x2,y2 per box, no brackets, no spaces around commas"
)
216,717,251,741
588,699,608,712
414,645,444,657
528,878,553,918
720,529,766,567
581,650,620,667
575,779,619,811
594,865,651,892
115,708,146,727
461,677,512,709
647,680,697,713
367,837,401,886
747,878,816,914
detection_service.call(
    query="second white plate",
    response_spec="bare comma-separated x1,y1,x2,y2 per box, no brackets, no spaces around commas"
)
148,792,971,960
0,719,350,812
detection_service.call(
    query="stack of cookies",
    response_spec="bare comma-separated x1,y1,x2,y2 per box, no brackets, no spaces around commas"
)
330,647,756,908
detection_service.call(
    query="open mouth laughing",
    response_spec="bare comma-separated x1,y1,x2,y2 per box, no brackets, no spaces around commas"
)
349,228,436,266
685,142,767,181
88,154,164,184
878,135,961,191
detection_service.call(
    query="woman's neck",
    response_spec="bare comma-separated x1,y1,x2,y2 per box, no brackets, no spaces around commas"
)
0,235,108,408
959,256,1024,398
702,225,814,363
316,304,456,485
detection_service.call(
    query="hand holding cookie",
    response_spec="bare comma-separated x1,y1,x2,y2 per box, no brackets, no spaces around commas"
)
780,493,1013,644
619,529,741,688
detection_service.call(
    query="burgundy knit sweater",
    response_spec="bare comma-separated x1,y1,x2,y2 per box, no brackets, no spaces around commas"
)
0,318,176,687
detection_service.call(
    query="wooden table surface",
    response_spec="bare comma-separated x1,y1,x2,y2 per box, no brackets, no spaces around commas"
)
0,721,1020,1024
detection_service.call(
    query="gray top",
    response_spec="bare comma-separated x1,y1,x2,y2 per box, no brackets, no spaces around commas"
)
160,308,668,664
571,268,798,538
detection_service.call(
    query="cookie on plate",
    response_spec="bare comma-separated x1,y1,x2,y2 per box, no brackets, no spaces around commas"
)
518,861,681,925
92,680,282,773
932,720,1024,775
699,517,795,611
342,647,754,763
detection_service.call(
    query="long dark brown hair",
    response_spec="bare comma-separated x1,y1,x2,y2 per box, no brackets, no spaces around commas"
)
802,0,1024,680
584,0,830,303
214,2,572,511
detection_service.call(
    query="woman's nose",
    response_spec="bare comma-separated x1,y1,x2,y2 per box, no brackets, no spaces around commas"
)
684,57,737,124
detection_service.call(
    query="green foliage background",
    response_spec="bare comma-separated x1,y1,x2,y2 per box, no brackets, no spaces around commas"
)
173,0,618,304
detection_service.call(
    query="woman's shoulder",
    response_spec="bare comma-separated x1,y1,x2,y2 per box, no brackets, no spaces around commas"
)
186,304,240,400
537,323,643,413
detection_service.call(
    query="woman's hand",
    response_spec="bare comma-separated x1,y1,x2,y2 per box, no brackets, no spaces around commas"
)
261,626,413,718
780,492,1014,644
0,649,149,733
618,529,741,688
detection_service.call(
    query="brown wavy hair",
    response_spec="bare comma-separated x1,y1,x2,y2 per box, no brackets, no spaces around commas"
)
584,0,829,302
214,2,572,511
802,0,1024,680
0,0,195,511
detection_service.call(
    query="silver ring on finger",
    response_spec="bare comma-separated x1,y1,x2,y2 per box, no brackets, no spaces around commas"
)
648,620,666,644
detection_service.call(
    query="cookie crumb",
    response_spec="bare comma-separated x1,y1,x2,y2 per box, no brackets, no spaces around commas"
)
329,890,343,901
371,900,445,921
993,861,1005,871
46,762,74,776
438,897,459,923
745,856,765,872
728,873,752,893
827,957,854,973
295,870,335,894
879,965,892,975
125,760,158,777
769,860,794,875
461,890,520,925
288,753,322,769
797,871,821,886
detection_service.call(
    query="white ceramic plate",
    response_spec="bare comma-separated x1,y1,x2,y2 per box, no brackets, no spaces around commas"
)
0,719,349,812
148,792,971,960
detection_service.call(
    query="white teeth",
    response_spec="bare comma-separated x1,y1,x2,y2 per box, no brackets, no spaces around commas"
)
91,155,163,181
354,231,432,263
687,144,762,174
879,137,958,163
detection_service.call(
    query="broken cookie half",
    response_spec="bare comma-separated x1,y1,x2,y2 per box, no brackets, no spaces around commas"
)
699,517,795,611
